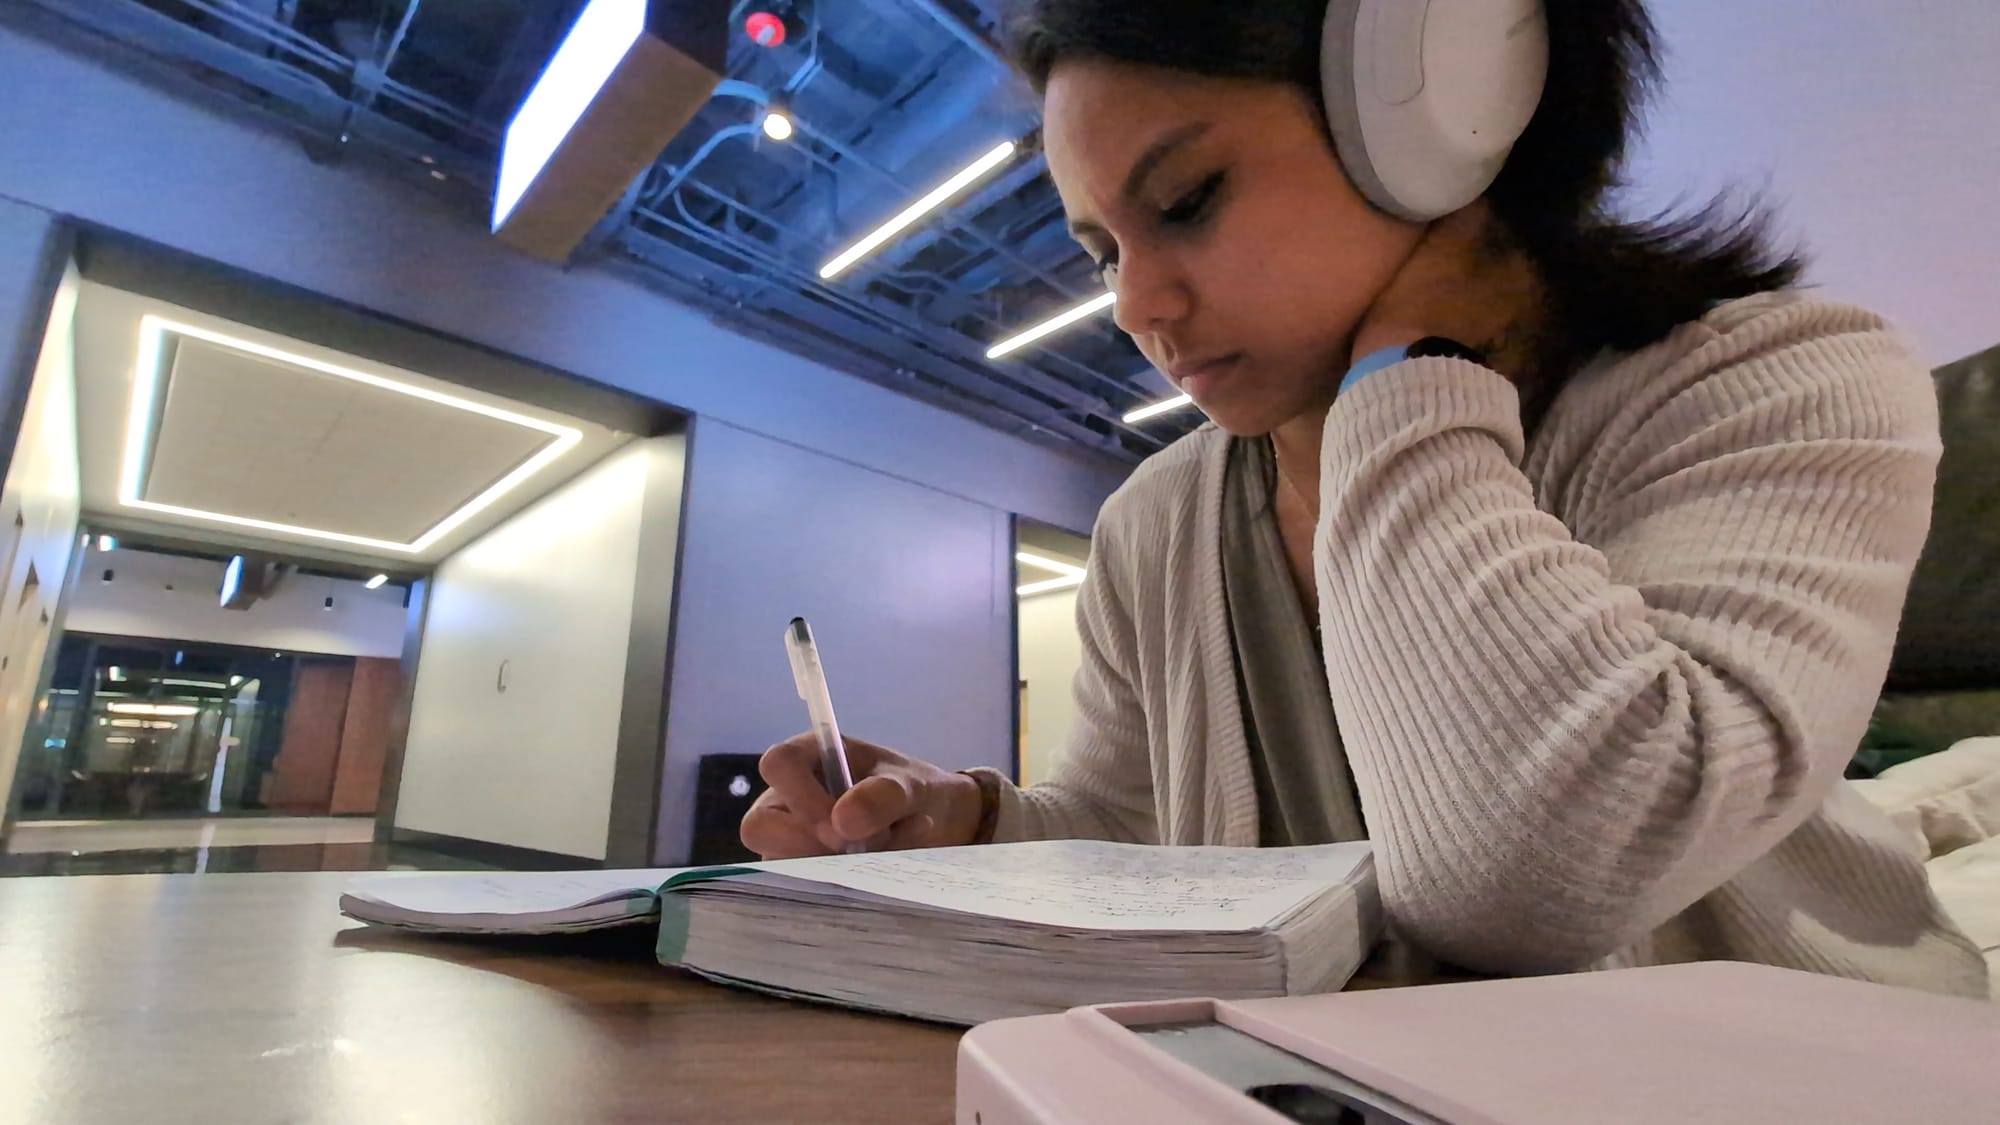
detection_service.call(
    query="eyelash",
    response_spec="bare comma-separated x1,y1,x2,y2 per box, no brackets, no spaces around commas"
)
1092,172,1227,280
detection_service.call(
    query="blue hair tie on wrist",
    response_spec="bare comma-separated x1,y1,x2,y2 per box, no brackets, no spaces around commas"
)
1339,344,1412,395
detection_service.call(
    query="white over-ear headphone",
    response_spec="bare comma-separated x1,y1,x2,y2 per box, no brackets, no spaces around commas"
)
1322,0,1550,221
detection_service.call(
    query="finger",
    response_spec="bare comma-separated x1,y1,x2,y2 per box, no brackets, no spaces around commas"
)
830,773,921,843
830,734,898,771
740,794,833,860
885,812,938,851
758,736,836,820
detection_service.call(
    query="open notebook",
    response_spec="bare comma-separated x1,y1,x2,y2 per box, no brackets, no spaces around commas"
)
341,840,1379,1026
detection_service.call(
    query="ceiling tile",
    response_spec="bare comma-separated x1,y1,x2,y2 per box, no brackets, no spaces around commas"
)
140,336,555,544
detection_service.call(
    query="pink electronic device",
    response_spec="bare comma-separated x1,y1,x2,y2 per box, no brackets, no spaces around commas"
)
958,961,2000,1124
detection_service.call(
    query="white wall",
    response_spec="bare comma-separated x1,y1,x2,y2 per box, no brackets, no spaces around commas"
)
396,440,656,860
1624,1,2000,364
61,548,406,657
1017,587,1082,787
0,245,81,822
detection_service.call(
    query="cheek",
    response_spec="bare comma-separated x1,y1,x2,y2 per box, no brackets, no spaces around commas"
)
1204,183,1419,350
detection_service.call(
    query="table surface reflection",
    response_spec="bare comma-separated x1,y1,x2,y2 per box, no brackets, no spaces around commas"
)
0,871,961,1124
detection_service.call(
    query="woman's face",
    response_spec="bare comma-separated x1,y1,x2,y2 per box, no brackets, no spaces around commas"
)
1043,60,1422,436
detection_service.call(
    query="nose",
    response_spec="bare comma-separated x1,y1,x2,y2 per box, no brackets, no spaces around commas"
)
1109,245,1191,338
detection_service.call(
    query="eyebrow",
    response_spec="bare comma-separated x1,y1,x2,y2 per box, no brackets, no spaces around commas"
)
1066,121,1214,237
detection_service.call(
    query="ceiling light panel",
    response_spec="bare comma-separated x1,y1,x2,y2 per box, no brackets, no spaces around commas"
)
493,0,728,261
121,316,583,555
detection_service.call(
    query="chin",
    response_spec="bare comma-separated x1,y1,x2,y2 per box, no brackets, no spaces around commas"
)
1191,397,1291,439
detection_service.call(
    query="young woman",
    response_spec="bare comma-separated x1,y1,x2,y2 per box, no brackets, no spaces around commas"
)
742,0,1988,996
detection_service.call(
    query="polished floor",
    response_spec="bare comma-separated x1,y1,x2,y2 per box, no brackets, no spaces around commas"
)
0,816,491,877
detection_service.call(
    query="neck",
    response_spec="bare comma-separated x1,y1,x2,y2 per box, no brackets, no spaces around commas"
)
1269,402,1331,514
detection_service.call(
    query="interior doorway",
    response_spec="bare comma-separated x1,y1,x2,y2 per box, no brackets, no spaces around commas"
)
13,622,406,823
1014,520,1092,787
0,241,679,877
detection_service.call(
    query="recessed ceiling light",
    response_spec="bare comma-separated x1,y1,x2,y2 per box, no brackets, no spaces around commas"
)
987,291,1117,359
122,315,584,555
365,574,389,590
1122,394,1195,424
819,140,1018,280
760,111,794,141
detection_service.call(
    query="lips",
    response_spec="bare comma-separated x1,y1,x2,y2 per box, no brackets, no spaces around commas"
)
1167,353,1242,398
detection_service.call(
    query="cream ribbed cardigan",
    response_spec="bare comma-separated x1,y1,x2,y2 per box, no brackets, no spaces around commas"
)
985,293,1989,998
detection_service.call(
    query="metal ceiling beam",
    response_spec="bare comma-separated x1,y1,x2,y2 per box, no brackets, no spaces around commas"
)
618,224,1135,455
898,0,1012,74
635,186,1174,451
25,0,489,177
632,201,1117,423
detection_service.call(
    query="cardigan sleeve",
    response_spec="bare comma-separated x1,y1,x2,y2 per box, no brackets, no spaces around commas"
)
1313,300,1942,972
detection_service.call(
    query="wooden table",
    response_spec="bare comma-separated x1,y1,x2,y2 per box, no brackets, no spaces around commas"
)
0,872,962,1124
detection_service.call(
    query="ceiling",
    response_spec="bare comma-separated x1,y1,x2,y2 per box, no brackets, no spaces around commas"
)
16,0,1195,464
72,280,632,568
1016,519,1089,598
1017,520,1089,569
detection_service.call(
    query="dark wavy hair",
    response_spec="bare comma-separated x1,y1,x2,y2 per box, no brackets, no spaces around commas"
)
1008,0,1803,368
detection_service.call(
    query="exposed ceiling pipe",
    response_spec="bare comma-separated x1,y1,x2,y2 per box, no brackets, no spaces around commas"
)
362,0,421,110
670,81,1087,304
26,0,490,176
898,0,1011,74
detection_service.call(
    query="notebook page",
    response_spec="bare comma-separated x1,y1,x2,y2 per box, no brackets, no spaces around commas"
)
735,840,1371,932
344,869,690,920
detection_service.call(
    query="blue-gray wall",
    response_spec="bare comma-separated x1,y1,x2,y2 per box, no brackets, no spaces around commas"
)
0,23,1125,863
0,200,65,473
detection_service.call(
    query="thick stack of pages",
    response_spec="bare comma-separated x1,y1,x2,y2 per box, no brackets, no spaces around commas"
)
342,840,1379,1026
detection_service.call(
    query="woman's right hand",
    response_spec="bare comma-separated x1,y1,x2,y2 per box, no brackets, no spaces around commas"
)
739,734,989,859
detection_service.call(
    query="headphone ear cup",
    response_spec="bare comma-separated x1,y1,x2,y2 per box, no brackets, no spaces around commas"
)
1323,0,1550,222
1321,0,1403,217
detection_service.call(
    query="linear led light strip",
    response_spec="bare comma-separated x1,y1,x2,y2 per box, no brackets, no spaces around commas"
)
987,291,1117,360
107,702,201,717
122,315,584,555
819,140,1019,280
1017,550,1085,597
1123,393,1195,424
986,292,1196,424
